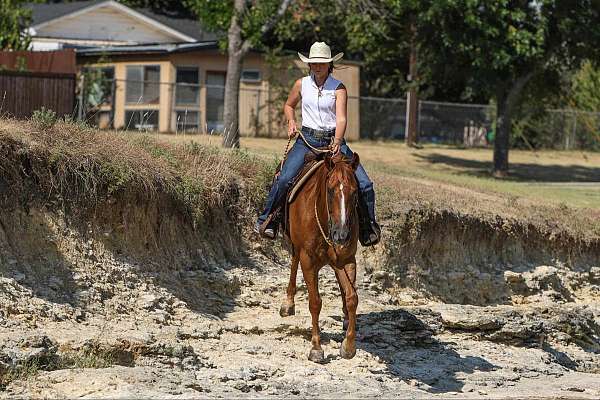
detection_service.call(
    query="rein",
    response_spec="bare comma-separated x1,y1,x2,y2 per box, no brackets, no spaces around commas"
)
314,171,335,248
296,129,333,154
280,129,340,248
279,129,330,171
314,163,358,250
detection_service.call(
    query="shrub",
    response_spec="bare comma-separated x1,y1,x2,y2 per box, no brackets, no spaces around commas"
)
31,107,58,131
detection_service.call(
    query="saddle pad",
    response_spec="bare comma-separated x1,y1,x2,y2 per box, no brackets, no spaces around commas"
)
287,160,324,203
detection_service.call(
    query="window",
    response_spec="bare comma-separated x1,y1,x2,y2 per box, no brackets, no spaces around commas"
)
175,67,199,105
81,66,114,107
175,110,200,132
124,110,159,131
241,69,261,82
126,65,160,104
206,72,226,132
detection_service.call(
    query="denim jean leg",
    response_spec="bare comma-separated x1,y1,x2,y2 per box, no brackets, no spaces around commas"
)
257,139,309,224
339,142,374,192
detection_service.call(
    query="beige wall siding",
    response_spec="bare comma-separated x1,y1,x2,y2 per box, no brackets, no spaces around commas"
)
113,63,126,129
79,51,361,139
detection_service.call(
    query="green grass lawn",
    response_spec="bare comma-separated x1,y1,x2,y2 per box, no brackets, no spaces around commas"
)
159,134,600,209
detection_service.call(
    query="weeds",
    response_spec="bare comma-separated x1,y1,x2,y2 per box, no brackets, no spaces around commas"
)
0,118,275,231
0,358,44,390
31,107,58,131
59,346,116,369
0,351,118,391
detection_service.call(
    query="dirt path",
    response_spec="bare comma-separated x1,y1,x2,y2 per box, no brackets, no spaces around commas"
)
3,244,599,399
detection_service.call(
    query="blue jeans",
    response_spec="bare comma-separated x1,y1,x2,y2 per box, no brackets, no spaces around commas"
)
257,134,374,225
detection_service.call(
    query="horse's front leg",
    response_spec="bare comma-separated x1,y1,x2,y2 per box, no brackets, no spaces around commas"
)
280,253,299,317
334,269,349,330
337,261,358,359
300,253,324,363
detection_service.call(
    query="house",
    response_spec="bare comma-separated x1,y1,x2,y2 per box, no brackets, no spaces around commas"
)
26,0,361,139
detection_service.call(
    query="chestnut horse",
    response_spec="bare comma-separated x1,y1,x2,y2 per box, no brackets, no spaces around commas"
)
280,152,361,362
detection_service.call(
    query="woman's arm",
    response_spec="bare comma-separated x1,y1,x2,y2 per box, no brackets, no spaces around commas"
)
333,84,348,154
284,78,302,138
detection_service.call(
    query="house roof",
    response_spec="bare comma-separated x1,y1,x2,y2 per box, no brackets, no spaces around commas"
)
27,0,218,42
76,41,220,56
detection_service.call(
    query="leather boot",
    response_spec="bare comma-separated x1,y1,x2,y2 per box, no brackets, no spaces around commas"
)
357,189,381,246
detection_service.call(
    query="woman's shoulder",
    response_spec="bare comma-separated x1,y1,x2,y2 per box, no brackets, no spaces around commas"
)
326,75,344,90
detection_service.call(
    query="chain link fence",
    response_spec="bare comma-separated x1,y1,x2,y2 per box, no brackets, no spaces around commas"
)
77,75,600,150
513,108,600,151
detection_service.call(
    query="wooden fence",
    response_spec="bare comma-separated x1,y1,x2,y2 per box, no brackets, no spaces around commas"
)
0,70,76,119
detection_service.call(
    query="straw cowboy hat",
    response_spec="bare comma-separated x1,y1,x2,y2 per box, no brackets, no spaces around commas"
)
298,42,343,63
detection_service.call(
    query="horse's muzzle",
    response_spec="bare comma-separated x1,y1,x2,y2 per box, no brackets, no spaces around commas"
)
331,223,351,246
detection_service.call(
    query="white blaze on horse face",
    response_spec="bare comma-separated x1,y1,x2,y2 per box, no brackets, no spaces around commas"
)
339,183,346,226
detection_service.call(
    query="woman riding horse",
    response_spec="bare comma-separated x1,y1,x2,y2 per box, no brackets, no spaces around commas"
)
254,42,381,247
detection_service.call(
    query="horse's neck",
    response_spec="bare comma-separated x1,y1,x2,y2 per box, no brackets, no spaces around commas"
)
308,163,329,198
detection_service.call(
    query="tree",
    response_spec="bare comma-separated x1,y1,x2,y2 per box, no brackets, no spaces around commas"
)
426,1,600,176
0,0,31,50
346,0,600,176
120,0,195,18
187,0,294,148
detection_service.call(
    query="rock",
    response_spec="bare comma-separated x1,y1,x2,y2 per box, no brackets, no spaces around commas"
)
373,271,389,281
368,283,380,292
12,272,26,283
151,310,170,325
562,386,585,392
139,294,161,310
0,334,58,374
439,306,503,331
487,318,544,344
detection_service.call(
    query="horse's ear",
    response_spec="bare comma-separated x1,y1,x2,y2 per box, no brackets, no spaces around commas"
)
351,152,360,171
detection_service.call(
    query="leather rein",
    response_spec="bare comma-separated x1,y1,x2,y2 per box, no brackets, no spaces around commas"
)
314,159,358,250
281,130,354,248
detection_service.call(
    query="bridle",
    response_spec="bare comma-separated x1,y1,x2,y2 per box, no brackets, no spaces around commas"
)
314,162,358,249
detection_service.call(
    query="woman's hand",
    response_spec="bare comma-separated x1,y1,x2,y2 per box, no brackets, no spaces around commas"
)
330,137,342,155
330,143,341,155
288,120,297,138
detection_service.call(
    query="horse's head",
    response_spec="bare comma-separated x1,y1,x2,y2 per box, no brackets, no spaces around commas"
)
324,152,360,246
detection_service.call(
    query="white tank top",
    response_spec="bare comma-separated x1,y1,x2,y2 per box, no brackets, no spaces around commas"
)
301,74,342,131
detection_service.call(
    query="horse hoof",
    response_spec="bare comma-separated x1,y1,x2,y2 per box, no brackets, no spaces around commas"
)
279,304,295,317
340,339,356,359
308,349,325,363
343,319,349,331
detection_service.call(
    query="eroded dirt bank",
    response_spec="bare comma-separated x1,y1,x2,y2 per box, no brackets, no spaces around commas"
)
1,200,599,398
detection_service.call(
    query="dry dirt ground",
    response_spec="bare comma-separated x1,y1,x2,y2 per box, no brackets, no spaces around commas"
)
0,124,598,398
2,236,599,398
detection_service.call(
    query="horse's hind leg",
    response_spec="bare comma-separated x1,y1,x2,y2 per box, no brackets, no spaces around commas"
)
337,261,358,359
280,253,299,317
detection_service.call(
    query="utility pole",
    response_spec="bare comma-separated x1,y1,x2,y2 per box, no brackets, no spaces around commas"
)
405,20,418,147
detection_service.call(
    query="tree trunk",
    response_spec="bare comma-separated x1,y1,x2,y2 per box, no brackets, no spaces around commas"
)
493,89,510,177
405,20,418,147
221,0,293,148
222,0,246,148
492,72,535,177
222,49,244,147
